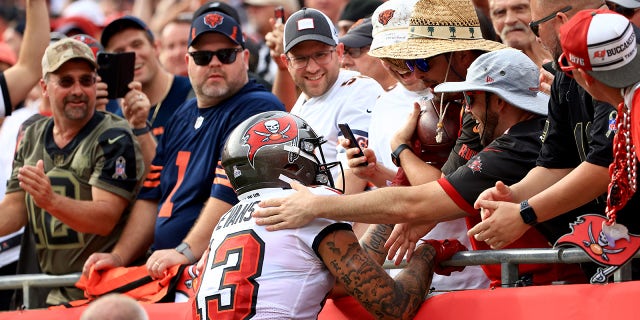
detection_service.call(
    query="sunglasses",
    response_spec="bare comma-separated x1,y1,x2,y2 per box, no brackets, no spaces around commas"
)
405,58,431,73
463,90,484,108
557,53,578,78
188,48,243,66
529,6,572,37
53,74,97,88
607,1,639,18
344,46,370,59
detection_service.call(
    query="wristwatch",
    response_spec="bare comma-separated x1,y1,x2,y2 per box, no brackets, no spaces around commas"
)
391,144,412,167
519,200,538,226
175,242,197,264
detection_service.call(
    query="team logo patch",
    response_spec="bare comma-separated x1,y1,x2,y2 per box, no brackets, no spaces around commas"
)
556,214,640,283
467,155,482,173
112,156,127,179
378,9,395,25
242,116,298,166
204,13,224,29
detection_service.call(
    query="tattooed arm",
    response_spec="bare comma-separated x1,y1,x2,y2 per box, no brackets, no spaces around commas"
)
318,229,435,320
360,224,395,265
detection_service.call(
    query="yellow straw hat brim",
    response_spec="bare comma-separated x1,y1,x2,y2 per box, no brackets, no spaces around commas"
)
369,37,508,59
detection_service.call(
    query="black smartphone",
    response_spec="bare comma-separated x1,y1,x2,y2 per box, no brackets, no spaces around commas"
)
338,123,367,167
275,6,285,24
97,52,135,99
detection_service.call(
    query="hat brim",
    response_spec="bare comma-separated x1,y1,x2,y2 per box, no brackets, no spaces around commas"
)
588,46,640,88
369,37,507,59
284,35,337,53
339,33,372,48
435,82,549,116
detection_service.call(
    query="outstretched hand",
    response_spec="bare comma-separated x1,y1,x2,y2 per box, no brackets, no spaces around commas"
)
253,181,317,231
474,181,513,220
467,200,526,249
385,222,436,265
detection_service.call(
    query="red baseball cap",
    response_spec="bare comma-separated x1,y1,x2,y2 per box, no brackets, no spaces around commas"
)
559,8,640,88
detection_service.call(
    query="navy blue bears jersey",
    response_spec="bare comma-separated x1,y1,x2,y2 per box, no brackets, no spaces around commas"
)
137,81,284,250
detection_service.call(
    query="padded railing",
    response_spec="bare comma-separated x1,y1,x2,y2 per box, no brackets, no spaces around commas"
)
1,247,637,309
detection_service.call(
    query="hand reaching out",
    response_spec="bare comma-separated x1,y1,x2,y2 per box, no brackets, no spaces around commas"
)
385,222,436,265
253,181,318,230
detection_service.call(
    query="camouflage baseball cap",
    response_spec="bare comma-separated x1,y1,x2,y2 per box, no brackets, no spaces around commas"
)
42,38,98,75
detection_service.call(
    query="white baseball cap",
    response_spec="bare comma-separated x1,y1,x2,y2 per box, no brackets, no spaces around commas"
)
369,0,418,52
434,48,548,115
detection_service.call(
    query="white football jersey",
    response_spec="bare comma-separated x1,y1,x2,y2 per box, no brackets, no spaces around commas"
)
195,186,351,320
291,70,383,180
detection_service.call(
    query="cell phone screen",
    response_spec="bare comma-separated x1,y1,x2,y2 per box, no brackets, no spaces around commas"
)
338,123,367,166
97,52,135,99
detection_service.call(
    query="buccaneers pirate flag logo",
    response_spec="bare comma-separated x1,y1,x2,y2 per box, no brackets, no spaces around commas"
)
241,115,298,167
556,214,640,283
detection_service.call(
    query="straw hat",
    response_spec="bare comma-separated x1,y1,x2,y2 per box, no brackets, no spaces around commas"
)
370,0,507,59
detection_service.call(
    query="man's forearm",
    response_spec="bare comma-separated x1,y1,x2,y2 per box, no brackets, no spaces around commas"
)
183,197,232,258
111,199,158,265
359,224,394,265
530,162,609,222
510,166,572,201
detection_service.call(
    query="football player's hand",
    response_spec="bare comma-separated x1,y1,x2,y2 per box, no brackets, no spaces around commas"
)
390,102,420,151
82,252,124,276
254,181,317,231
386,222,436,265
422,239,467,275
146,248,190,279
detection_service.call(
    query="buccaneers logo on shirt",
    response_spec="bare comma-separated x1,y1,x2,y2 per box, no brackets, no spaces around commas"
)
242,115,298,166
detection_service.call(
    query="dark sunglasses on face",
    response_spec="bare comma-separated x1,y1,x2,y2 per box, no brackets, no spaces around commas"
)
54,74,97,88
529,5,572,37
405,58,431,73
463,90,484,108
344,46,370,58
557,53,577,78
607,1,639,18
188,48,243,66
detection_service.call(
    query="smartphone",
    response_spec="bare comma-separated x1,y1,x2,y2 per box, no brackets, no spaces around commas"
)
338,123,367,167
97,52,135,99
275,6,285,24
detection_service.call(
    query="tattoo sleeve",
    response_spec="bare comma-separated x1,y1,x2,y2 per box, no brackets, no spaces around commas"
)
319,229,436,320
360,224,394,265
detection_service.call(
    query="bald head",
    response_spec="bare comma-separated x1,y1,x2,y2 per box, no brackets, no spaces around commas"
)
80,294,148,320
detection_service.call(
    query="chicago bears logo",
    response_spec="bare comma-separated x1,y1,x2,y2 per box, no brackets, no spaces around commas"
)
242,116,299,166
378,9,395,25
204,13,224,29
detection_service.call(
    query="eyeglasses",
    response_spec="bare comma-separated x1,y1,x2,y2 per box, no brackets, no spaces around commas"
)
607,1,639,18
463,91,484,108
287,49,335,69
188,48,243,66
405,58,431,73
557,53,577,78
344,46,370,59
529,6,572,37
53,74,97,88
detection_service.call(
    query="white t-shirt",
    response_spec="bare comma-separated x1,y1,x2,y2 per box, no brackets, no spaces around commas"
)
291,70,383,180
195,186,350,320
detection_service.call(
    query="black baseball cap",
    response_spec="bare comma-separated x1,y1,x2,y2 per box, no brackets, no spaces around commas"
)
339,0,383,22
100,16,154,48
193,1,241,23
283,8,339,53
339,18,373,48
189,11,245,48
